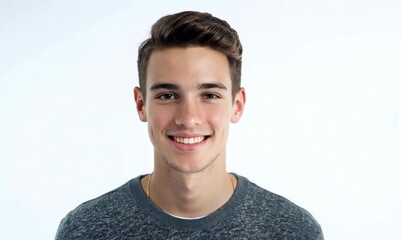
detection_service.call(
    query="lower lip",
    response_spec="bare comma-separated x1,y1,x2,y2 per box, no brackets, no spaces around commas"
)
170,138,208,152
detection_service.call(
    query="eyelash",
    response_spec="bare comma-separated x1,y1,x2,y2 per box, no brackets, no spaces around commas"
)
156,93,177,100
202,93,221,99
155,92,221,101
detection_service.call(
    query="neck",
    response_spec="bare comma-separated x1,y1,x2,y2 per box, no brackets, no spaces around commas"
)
141,170,236,218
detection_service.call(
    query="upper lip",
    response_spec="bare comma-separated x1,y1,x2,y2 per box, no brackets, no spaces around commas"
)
167,132,211,138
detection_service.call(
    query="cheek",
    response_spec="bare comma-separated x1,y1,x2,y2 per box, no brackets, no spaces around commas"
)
207,106,231,129
147,106,174,130
147,108,172,146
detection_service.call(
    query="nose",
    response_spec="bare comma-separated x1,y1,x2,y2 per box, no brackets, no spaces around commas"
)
175,99,202,127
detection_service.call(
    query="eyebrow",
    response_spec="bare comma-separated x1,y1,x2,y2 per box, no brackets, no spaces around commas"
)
198,83,227,91
149,82,227,91
150,83,179,91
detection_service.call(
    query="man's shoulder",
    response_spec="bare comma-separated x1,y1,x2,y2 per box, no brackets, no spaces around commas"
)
70,181,129,216
55,178,143,239
238,176,324,239
245,180,311,212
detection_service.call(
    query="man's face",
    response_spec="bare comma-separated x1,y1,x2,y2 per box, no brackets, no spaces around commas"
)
135,47,245,174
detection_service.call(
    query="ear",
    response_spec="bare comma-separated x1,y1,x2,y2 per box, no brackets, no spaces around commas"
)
230,87,246,123
134,87,147,122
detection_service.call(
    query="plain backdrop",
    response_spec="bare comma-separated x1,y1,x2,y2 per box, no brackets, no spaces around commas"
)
1,1,400,239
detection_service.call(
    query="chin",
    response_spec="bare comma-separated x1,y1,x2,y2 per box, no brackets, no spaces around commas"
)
163,157,217,174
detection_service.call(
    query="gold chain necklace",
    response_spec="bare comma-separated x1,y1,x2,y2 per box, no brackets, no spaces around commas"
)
146,173,235,198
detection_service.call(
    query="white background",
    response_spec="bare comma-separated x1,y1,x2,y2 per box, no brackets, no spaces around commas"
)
1,1,400,239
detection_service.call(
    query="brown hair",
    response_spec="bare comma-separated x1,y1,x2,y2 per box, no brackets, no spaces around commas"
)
137,11,243,101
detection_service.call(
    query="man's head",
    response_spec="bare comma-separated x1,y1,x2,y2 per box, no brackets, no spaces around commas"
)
134,11,245,174
137,11,242,102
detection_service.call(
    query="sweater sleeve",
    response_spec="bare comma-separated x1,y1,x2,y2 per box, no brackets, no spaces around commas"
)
54,215,69,240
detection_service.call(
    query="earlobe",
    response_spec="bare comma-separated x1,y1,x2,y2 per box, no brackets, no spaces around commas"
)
134,87,147,122
231,88,246,123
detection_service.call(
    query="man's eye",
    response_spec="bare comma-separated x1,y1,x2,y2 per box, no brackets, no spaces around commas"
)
203,93,220,99
157,93,176,100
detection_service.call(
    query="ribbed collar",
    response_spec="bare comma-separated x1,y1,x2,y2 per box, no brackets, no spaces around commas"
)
127,173,249,230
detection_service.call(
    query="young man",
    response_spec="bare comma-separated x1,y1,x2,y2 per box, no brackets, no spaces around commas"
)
56,11,324,239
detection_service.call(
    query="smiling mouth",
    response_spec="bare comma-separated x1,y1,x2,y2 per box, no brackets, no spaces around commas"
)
169,136,210,144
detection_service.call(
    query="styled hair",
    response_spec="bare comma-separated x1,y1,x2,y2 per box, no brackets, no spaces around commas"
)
137,11,242,101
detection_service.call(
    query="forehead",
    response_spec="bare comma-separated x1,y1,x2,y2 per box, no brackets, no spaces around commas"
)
146,47,231,89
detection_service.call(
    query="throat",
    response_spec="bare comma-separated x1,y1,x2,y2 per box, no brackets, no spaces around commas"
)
143,172,236,218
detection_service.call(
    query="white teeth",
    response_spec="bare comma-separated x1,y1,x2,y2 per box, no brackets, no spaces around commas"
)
174,136,205,144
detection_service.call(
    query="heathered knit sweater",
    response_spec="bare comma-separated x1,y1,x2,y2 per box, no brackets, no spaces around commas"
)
55,174,324,239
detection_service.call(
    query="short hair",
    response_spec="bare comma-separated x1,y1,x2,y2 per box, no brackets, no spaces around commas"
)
137,11,243,101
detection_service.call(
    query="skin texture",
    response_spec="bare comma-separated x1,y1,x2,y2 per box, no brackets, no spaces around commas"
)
134,47,245,217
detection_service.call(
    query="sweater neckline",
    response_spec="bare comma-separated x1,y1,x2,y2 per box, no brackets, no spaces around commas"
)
127,173,248,230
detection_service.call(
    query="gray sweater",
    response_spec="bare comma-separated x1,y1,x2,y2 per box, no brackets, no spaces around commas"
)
55,174,324,239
